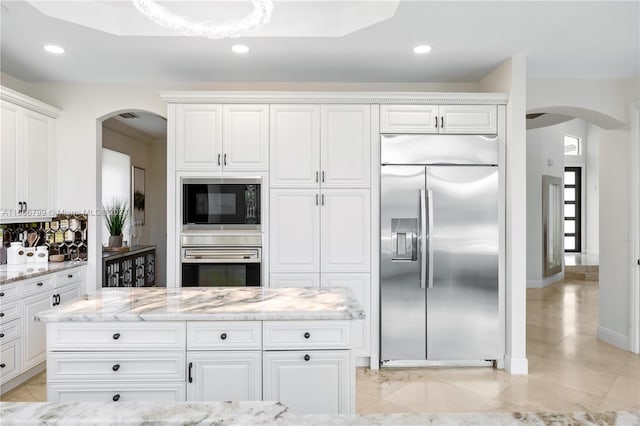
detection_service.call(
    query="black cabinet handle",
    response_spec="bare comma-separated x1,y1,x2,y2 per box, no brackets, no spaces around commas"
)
112,394,120,402
224,153,227,166
188,362,193,383
220,333,227,340
57,295,61,305
304,354,310,362
18,202,23,213
218,154,221,166
24,202,27,212
0,333,4,338
37,282,43,287
112,364,120,372
0,292,5,297
434,116,438,128
112,333,120,340
304,332,310,339
67,274,73,278
0,363,5,368
0,313,4,318
440,116,444,128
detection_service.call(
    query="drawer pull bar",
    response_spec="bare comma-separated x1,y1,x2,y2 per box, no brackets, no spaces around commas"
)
67,274,73,278
37,282,43,287
112,333,121,340
112,364,120,372
188,362,193,383
0,363,5,368
304,354,311,362
304,332,310,339
112,394,120,402
220,333,227,340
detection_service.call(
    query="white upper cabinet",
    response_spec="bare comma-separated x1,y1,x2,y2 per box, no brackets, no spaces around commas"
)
23,110,51,213
175,104,268,171
1,101,19,216
270,105,320,188
321,105,370,188
380,104,497,134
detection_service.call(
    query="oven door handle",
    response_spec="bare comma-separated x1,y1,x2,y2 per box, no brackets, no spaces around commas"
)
182,249,261,263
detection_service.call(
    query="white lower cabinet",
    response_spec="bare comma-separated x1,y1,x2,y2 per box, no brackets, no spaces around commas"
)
47,382,186,402
187,351,261,401
21,291,51,371
263,350,351,415
0,338,20,383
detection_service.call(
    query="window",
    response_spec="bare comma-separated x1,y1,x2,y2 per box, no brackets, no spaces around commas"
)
564,167,582,252
564,135,582,156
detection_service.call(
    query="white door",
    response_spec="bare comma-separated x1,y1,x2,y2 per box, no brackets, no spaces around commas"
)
269,273,320,288
175,104,222,170
21,291,53,370
187,351,261,401
321,273,370,357
439,105,497,134
321,105,371,188
270,189,320,273
320,189,370,273
222,105,269,171
23,110,51,213
270,105,320,188
263,350,351,414
0,101,19,216
380,105,438,133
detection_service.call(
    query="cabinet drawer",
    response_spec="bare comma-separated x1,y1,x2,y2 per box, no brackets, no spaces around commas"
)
47,322,186,351
48,351,186,382
55,267,84,287
0,282,20,302
0,338,20,382
380,105,438,133
263,320,350,350
21,276,54,296
187,321,261,350
0,299,20,324
0,318,20,342
47,381,185,402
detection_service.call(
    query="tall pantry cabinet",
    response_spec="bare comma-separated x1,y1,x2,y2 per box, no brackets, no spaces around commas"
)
269,105,371,358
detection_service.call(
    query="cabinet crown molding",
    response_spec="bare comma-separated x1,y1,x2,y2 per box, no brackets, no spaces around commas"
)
160,91,508,105
0,86,61,118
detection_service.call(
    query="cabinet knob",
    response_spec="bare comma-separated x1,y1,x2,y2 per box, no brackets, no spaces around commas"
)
0,333,4,338
0,292,5,297
220,333,227,340
0,313,4,318
37,282,43,287
0,363,5,368
67,274,73,278
304,332,310,339
112,364,120,372
304,354,311,362
112,394,120,402
112,333,121,340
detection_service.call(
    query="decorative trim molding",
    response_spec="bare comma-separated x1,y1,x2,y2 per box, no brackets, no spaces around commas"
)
630,99,640,354
0,85,61,118
597,325,630,351
526,271,564,288
160,91,509,105
504,354,528,375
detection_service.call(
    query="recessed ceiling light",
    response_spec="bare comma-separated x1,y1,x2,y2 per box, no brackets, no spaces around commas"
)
231,45,249,54
413,45,432,54
43,44,66,54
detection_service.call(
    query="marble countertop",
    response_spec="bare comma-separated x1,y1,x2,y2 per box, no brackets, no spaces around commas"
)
1,401,637,426
34,287,365,322
102,244,155,260
0,260,86,285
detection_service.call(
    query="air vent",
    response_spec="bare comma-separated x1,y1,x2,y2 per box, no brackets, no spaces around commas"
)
118,112,138,119
526,113,546,120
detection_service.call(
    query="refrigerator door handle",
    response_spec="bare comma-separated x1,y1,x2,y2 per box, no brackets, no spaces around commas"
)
427,188,434,289
420,189,427,289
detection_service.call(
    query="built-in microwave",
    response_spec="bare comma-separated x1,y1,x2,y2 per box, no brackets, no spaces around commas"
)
182,178,261,231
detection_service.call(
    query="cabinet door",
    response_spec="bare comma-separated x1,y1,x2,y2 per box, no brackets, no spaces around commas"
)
270,189,320,273
320,189,370,273
23,110,51,213
380,105,438,133
175,104,222,170
321,274,370,357
269,273,320,288
321,105,371,188
1,101,19,217
222,105,269,171
0,338,20,383
263,350,351,414
187,351,261,401
270,105,320,188
56,282,82,307
439,105,497,134
21,291,53,370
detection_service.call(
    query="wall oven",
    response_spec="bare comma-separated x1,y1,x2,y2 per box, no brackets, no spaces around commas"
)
182,177,260,231
181,234,261,287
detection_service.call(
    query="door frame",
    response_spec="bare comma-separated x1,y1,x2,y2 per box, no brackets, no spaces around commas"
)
630,99,640,354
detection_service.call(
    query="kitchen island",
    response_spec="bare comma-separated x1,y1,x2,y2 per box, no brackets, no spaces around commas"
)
34,287,364,415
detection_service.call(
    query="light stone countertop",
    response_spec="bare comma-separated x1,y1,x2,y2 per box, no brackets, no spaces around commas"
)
1,401,638,426
34,287,365,322
0,261,86,285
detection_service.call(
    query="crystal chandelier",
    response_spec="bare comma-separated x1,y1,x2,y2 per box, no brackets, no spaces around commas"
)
132,0,274,39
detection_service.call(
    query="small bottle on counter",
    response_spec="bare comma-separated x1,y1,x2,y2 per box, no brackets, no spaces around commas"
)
7,242,26,265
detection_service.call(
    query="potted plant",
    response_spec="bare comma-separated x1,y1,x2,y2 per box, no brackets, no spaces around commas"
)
103,199,129,248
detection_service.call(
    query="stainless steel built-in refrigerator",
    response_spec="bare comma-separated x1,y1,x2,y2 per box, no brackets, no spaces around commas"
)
380,134,501,365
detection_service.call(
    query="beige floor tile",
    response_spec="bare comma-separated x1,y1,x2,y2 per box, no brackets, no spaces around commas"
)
598,396,640,411
384,380,493,413
0,386,37,402
619,354,640,381
480,398,531,413
24,383,47,401
357,398,418,414
421,367,517,399
527,357,618,398
605,376,640,406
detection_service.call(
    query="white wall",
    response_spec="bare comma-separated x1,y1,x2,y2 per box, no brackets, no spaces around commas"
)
101,148,131,245
585,124,600,255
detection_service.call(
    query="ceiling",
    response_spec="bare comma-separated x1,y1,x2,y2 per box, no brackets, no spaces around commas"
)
1,1,638,83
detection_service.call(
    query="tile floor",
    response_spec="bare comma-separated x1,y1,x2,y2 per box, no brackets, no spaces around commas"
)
3,278,640,414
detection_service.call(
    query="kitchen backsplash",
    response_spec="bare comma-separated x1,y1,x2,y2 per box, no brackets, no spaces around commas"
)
0,214,88,264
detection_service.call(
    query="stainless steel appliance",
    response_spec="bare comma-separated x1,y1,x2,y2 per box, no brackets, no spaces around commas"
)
380,133,501,365
181,234,261,287
182,177,260,231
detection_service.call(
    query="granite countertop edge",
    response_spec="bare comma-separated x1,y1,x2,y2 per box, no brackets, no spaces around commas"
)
0,261,86,285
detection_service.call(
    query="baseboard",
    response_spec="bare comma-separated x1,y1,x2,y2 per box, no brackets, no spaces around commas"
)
597,325,630,351
0,362,45,396
504,354,528,374
527,272,564,288
355,356,371,368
